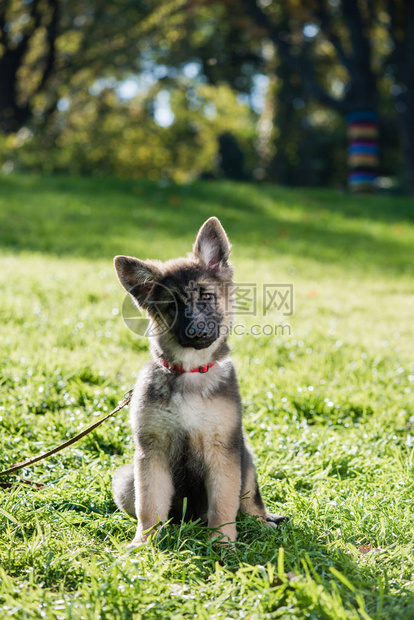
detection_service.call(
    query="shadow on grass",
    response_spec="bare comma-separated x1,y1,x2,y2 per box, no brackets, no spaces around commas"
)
0,175,413,275
5,481,413,618
152,516,414,619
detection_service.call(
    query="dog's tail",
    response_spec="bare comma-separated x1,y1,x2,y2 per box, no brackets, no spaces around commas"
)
112,464,136,517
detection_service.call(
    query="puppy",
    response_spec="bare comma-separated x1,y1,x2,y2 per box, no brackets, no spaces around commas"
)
112,217,286,546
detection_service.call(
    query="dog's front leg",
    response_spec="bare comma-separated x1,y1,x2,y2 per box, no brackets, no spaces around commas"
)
129,452,174,548
205,447,241,544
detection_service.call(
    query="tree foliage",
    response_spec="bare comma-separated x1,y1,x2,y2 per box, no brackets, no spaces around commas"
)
0,0,186,133
0,0,413,192
1,80,254,182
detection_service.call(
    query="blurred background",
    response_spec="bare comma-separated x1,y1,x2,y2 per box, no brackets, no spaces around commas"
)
2,7,414,616
0,0,412,193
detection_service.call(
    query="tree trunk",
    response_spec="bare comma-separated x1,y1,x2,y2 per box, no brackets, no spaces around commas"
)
396,89,414,195
393,3,414,196
346,110,379,193
0,51,30,134
388,0,414,195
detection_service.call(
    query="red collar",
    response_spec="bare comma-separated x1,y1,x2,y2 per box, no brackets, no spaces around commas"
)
160,359,215,374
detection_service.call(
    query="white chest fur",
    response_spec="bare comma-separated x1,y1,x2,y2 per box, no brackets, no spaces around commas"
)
130,358,237,445
169,392,233,434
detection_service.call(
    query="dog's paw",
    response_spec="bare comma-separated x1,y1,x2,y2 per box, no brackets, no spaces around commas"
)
126,539,147,550
209,534,236,551
265,513,289,525
126,532,149,549
209,527,237,549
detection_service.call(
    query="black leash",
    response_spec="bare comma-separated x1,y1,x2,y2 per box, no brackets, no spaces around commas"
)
0,390,133,489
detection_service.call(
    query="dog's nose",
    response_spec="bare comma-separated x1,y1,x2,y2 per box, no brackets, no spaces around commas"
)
191,323,209,339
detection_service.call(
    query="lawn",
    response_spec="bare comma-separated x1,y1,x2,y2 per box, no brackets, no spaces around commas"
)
1,174,414,619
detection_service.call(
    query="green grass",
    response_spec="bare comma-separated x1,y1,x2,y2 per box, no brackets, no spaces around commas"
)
1,173,414,619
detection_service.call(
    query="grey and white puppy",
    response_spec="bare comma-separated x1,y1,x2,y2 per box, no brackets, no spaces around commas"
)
112,217,286,546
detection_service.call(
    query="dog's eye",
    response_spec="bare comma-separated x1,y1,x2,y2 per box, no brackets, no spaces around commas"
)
201,292,215,302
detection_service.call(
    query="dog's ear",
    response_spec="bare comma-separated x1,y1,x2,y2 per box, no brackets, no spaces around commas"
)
114,255,161,308
193,217,232,275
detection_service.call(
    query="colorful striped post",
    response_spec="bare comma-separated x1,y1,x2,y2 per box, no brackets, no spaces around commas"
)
347,110,379,193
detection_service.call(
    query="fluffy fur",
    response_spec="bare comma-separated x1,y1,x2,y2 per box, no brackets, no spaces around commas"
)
112,217,286,546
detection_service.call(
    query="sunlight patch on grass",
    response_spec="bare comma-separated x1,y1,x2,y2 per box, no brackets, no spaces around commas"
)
1,174,414,618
